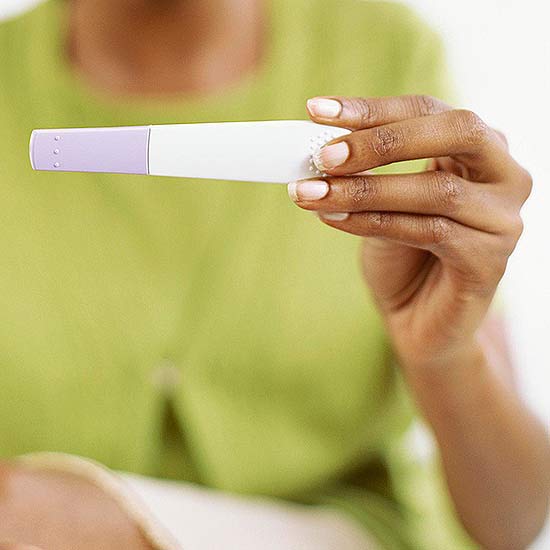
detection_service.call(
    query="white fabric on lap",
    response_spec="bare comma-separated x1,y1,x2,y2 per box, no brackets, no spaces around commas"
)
18,453,377,550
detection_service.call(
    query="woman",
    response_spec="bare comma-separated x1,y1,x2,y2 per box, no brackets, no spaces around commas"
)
0,0,548,548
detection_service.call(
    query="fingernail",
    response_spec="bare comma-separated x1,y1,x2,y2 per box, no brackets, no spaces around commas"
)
307,98,342,118
313,142,349,171
319,212,350,222
288,180,329,201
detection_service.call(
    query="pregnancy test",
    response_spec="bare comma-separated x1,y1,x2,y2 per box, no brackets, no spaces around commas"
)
29,121,350,184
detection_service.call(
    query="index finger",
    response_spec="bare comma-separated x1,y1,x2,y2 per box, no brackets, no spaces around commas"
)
307,95,452,129
313,110,517,181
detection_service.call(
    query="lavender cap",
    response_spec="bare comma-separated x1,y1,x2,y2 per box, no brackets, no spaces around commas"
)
29,126,150,175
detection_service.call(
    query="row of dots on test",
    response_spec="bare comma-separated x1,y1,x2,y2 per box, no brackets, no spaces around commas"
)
53,135,61,168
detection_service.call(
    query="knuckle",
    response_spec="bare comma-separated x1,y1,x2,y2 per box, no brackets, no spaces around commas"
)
411,94,441,116
367,211,393,231
427,216,453,244
456,239,513,293
343,176,377,206
495,129,509,150
477,239,515,287
496,208,522,237
511,215,525,242
432,171,464,213
497,215,524,256
452,109,492,146
371,126,405,158
520,167,534,200
349,97,378,126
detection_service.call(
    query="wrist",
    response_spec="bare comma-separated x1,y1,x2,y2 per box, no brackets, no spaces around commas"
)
399,338,484,379
399,339,490,413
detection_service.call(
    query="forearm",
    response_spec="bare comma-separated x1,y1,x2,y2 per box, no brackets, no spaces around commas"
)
404,343,550,550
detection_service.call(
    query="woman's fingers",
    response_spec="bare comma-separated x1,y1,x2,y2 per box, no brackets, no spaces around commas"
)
316,210,510,284
317,210,460,248
301,94,530,285
288,172,519,233
313,110,520,181
307,95,452,129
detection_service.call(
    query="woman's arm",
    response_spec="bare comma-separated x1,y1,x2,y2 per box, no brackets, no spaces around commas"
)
405,319,550,550
290,95,550,549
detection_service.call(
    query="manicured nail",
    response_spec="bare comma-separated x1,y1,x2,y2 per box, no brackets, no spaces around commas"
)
319,212,350,222
313,142,349,172
307,98,342,119
288,180,329,201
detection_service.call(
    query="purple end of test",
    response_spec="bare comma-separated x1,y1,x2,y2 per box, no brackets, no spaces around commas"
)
29,126,150,175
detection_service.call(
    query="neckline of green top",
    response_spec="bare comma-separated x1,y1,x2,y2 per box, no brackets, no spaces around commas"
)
28,0,283,121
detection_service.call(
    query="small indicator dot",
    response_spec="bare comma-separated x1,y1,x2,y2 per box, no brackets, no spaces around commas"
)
53,162,60,168
53,149,59,155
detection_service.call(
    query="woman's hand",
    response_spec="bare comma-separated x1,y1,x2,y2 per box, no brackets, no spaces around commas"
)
290,96,550,549
289,95,532,372
0,462,155,550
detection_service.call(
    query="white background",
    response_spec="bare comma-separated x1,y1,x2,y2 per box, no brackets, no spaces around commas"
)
1,0,549,545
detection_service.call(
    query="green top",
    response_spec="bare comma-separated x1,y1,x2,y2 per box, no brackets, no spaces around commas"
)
0,0,476,547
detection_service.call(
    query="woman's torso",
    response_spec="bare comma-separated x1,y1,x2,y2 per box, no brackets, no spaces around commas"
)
0,0,443,497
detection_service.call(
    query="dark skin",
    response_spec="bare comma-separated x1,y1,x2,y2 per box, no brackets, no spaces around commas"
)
2,1,549,549
292,95,550,548
66,0,266,96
